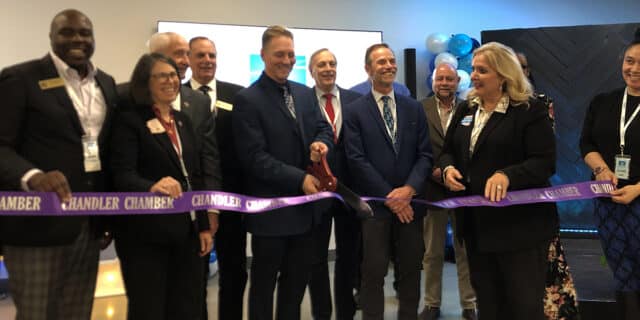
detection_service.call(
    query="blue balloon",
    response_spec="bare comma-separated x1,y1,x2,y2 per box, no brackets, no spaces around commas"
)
458,53,473,73
448,34,473,57
457,69,471,91
471,38,480,50
429,55,436,71
426,71,433,91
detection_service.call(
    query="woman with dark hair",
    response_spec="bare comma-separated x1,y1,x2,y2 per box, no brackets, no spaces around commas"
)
580,28,640,319
110,53,216,320
440,42,558,320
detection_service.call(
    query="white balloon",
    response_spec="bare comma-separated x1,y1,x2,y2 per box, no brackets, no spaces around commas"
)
434,52,458,69
457,69,471,91
426,33,450,54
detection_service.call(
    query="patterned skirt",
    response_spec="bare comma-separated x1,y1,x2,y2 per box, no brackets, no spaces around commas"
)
594,198,640,292
544,235,580,320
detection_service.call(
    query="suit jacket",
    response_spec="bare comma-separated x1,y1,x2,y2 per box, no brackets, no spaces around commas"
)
232,73,334,236
109,106,214,243
439,98,558,252
343,92,433,219
312,86,361,183
421,96,454,202
185,79,244,193
118,82,221,191
0,54,118,246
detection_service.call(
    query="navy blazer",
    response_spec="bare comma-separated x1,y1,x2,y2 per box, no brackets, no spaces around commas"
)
232,73,334,236
439,98,558,252
343,92,432,219
0,54,118,246
109,106,215,243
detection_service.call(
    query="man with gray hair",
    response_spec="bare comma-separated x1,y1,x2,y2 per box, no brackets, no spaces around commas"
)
420,63,477,320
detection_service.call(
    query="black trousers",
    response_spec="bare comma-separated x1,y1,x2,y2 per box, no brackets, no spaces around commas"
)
360,216,424,320
466,242,548,320
308,202,361,320
115,234,203,320
203,211,247,320
249,232,313,320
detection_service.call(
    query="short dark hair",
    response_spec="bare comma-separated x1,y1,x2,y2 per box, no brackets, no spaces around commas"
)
364,43,390,66
262,25,293,49
624,27,640,54
189,36,213,49
129,53,179,106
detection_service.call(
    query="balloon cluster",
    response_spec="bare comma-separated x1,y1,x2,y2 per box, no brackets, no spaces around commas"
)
426,33,480,99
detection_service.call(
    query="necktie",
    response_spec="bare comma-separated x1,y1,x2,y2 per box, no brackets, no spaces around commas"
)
323,93,336,140
282,85,296,119
198,85,211,96
382,95,397,151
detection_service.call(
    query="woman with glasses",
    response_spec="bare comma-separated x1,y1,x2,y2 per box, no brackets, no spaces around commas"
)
440,42,558,320
580,28,640,319
110,53,216,320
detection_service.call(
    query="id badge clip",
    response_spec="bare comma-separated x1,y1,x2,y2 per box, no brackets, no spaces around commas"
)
82,135,101,172
614,154,631,180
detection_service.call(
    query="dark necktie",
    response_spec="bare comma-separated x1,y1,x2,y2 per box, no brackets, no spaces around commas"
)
282,85,296,119
198,85,211,96
323,93,336,139
382,95,398,152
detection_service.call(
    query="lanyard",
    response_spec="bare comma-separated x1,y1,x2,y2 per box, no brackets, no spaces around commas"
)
64,77,96,137
619,87,640,154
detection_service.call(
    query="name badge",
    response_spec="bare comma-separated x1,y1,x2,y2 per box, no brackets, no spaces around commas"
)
82,136,101,172
38,77,65,90
460,115,473,126
215,100,233,111
146,118,166,134
614,154,631,180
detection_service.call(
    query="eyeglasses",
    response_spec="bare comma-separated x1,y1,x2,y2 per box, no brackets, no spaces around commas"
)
151,71,179,81
521,65,528,70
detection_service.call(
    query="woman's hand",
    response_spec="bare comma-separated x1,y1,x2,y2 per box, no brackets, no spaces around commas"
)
198,231,214,257
595,167,618,186
444,167,466,192
484,171,510,202
149,176,183,198
610,184,640,204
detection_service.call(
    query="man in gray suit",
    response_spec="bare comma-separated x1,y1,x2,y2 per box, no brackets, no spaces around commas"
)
420,63,476,320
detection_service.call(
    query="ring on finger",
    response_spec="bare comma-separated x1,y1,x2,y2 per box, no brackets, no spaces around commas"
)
496,185,503,190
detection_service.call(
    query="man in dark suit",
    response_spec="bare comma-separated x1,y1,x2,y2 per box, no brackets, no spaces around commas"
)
0,9,118,319
343,43,432,320
232,25,333,320
186,36,247,320
306,48,362,320
419,63,476,320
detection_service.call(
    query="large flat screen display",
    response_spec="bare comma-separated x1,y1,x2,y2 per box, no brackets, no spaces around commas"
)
157,21,383,88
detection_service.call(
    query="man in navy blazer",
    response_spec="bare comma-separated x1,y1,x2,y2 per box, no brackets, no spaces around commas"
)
305,48,362,320
343,43,432,320
232,26,333,320
0,10,118,319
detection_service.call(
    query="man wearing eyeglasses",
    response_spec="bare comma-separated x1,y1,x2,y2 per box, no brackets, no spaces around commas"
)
0,9,118,319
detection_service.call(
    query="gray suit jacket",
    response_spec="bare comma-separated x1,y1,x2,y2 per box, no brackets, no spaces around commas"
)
421,96,450,202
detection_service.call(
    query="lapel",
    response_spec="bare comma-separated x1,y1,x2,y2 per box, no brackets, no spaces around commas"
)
394,94,405,152
179,87,195,118
365,93,395,152
425,98,445,139
39,55,84,137
95,70,115,146
290,85,306,143
258,78,300,139
457,103,475,159
471,106,506,160
144,108,182,171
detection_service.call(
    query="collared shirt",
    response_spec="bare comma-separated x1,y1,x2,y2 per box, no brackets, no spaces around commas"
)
315,85,342,136
190,78,217,112
469,95,509,154
372,89,397,138
50,51,106,139
171,92,182,111
435,96,457,132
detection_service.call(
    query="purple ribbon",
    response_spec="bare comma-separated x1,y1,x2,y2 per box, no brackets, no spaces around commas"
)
0,181,614,216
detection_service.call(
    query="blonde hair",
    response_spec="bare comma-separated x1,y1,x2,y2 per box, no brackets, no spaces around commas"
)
467,42,533,105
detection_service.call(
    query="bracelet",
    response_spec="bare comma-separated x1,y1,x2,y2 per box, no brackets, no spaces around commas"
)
593,166,608,176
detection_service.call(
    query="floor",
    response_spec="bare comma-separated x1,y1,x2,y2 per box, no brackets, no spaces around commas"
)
0,245,469,320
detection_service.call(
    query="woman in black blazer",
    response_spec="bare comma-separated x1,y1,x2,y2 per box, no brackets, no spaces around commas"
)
580,29,640,319
440,42,558,320
110,53,215,320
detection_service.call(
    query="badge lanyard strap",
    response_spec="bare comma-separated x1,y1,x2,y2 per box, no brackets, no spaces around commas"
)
619,87,640,155
65,79,96,138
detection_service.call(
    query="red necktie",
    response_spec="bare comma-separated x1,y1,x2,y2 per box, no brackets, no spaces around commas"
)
323,93,337,141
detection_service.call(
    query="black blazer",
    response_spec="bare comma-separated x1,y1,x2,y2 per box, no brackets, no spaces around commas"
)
184,79,245,193
109,106,215,243
343,93,433,219
0,54,118,246
439,97,558,252
232,73,334,236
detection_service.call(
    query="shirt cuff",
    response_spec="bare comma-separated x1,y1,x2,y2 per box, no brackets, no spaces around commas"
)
207,209,220,215
21,169,43,191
